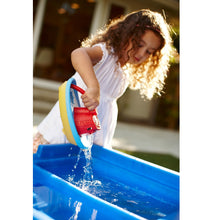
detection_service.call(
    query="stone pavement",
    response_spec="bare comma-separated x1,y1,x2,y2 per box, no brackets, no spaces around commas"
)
112,122,179,158
33,113,179,158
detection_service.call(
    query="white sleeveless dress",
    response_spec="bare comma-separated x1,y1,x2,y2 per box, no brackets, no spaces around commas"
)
38,43,129,149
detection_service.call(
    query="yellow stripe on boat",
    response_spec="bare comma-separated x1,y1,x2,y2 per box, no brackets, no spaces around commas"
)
59,81,76,145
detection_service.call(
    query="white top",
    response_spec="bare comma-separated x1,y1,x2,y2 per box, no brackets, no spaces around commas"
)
38,43,129,148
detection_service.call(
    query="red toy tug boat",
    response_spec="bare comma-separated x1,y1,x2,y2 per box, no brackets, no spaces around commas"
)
59,78,101,149
73,107,101,135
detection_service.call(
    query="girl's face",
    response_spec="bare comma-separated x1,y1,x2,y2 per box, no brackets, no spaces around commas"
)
122,30,162,65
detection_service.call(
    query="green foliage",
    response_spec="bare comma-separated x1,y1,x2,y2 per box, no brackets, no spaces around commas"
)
172,27,179,54
155,63,179,129
118,149,179,172
155,27,179,130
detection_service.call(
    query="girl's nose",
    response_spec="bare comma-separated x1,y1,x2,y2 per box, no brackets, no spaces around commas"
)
138,48,147,58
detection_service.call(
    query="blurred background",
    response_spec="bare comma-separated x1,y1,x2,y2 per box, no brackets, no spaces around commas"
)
33,0,179,171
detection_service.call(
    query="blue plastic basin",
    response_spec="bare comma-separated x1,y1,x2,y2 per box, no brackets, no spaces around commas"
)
33,144,179,220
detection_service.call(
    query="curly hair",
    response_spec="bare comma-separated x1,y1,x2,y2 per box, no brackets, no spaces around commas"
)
82,9,173,99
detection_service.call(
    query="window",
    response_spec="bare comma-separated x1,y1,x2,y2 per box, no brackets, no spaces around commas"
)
34,0,96,82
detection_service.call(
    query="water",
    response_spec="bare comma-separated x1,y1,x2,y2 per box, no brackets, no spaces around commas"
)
63,149,177,220
68,201,82,220
66,148,98,190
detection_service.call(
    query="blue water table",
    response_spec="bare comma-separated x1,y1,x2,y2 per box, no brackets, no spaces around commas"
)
33,144,179,220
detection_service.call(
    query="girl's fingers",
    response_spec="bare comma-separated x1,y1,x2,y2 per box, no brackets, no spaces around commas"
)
84,101,98,110
33,132,49,153
81,93,99,110
81,98,98,110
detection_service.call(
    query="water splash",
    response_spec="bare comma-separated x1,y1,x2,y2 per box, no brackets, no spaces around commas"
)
67,149,83,183
66,148,100,220
74,149,83,169
68,201,82,220
67,148,102,191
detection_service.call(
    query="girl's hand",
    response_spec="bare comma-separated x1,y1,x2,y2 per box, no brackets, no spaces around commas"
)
81,87,100,111
33,132,49,153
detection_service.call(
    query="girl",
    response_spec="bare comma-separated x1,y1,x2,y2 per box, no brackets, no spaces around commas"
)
33,9,173,153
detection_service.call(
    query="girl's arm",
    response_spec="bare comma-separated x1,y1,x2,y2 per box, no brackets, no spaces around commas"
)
71,46,103,110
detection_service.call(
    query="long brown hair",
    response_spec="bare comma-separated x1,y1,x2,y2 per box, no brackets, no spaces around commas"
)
82,9,173,99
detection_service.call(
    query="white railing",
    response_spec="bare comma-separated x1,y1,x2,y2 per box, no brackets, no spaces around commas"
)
33,77,61,114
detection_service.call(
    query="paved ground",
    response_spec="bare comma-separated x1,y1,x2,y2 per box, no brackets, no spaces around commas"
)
112,122,179,158
33,113,179,158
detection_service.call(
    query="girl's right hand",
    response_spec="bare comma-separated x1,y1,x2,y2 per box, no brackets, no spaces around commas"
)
81,87,100,111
